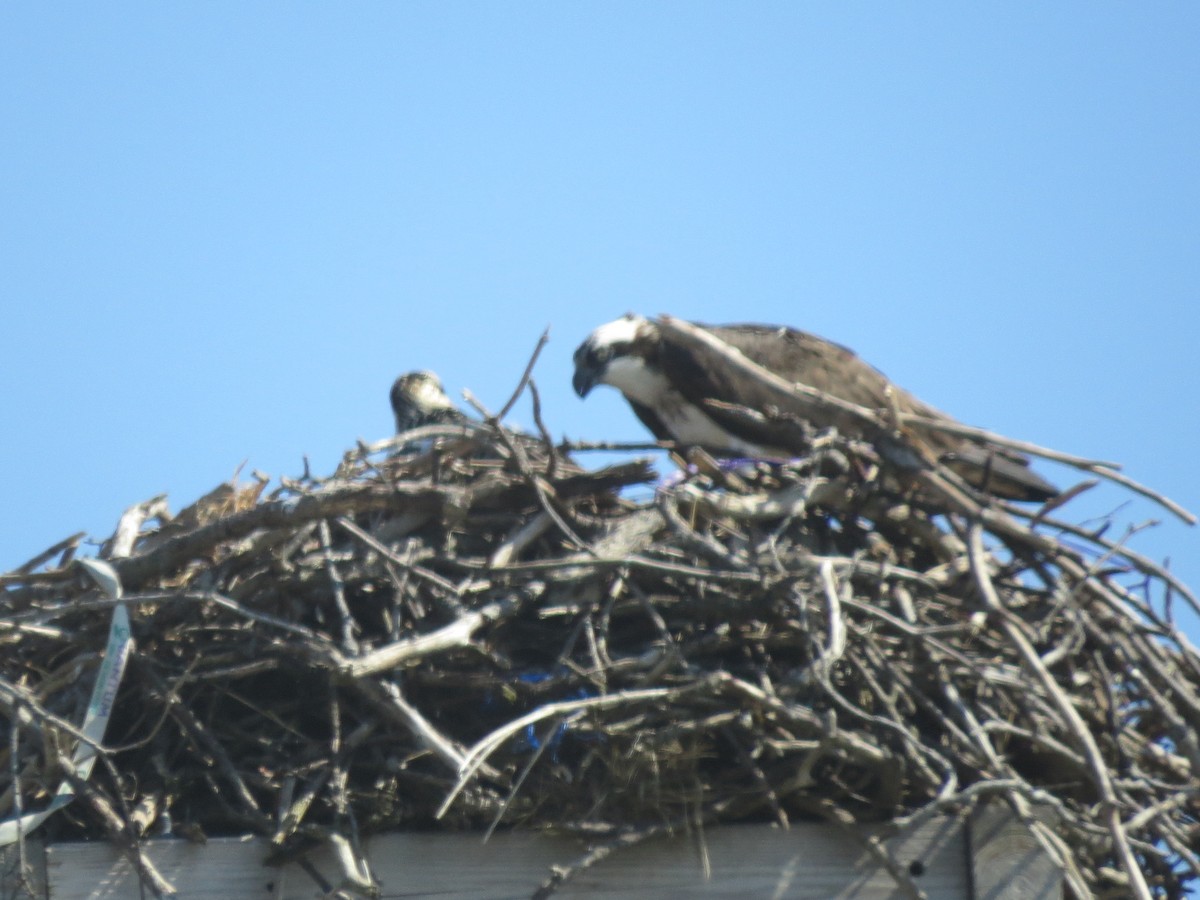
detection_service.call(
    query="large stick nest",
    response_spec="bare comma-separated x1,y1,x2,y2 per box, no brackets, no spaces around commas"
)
2,346,1198,899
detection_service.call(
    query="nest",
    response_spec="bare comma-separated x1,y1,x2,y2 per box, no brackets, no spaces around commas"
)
2,362,1198,899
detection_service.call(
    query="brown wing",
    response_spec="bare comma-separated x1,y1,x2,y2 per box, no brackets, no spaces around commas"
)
651,322,898,448
708,324,897,409
655,320,1056,501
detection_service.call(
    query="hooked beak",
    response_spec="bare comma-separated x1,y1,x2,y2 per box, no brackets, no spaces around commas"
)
572,366,597,398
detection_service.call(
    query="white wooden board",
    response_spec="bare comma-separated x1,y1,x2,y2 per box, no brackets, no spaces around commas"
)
0,812,1063,899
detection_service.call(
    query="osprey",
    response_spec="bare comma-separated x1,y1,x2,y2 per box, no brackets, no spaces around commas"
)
389,370,467,434
389,370,595,484
572,314,1058,502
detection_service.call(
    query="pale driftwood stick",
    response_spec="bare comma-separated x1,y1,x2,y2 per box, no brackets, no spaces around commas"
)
817,560,848,669
938,677,1011,781
0,568,74,588
915,465,1070,560
533,509,664,585
838,599,976,667
437,682,712,819
337,592,527,679
271,769,328,845
590,508,664,556
676,477,840,520
325,832,376,896
966,524,1152,900
0,620,67,640
460,386,492,421
127,792,163,839
1123,789,1197,836
489,510,554,567
528,511,667,595
518,460,655,498
675,456,968,563
795,553,941,591
1162,826,1200,881
357,421,484,457
1123,627,1200,727
109,494,171,559
377,682,468,772
352,679,501,782
1019,498,1200,633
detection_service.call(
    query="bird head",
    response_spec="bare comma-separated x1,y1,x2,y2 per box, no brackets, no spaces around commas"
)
572,314,658,399
390,370,458,433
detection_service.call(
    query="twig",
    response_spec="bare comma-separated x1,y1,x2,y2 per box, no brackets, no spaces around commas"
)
495,326,551,423
438,682,715,819
15,531,86,574
319,520,359,654
338,592,530,679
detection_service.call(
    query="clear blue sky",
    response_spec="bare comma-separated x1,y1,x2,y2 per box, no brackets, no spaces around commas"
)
3,5,1197,637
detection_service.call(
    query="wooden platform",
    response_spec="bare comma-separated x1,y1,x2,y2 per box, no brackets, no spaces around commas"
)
1,808,1062,899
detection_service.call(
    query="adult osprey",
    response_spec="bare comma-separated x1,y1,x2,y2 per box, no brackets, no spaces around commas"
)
390,370,467,434
572,314,1058,502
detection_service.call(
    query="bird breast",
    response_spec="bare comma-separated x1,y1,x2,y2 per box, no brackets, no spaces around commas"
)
603,356,772,456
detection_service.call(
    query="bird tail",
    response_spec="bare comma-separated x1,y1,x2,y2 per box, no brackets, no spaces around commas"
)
941,445,1058,502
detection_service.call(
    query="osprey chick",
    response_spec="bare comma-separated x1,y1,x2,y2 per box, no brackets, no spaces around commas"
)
390,370,466,434
573,314,1058,502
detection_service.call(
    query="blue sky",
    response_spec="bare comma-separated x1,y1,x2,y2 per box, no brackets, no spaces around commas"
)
2,4,1197,637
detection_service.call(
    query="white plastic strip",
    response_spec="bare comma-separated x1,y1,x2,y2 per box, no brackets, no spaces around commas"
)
0,559,134,846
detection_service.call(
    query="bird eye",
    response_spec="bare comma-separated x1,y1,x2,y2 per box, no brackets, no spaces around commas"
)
594,345,612,364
